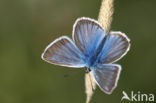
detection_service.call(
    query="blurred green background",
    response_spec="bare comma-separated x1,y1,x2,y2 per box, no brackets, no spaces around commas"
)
0,0,156,103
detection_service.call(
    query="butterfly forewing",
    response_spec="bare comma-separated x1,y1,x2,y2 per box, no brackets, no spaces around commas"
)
92,64,121,94
42,36,85,68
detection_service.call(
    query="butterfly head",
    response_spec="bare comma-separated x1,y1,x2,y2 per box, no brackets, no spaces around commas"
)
85,67,91,73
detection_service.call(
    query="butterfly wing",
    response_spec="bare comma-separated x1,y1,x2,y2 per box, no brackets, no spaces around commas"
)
91,64,121,94
72,17,105,57
98,31,130,64
41,36,85,68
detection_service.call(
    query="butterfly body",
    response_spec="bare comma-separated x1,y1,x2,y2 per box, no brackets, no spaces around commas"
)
42,17,130,94
86,34,109,68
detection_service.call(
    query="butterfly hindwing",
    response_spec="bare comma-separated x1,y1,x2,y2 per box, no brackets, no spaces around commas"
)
73,17,105,57
98,31,130,64
92,64,121,94
41,36,85,68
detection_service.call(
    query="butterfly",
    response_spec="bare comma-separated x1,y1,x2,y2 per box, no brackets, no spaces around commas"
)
41,17,130,94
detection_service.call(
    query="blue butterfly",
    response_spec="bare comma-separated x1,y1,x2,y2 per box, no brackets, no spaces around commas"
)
41,17,130,94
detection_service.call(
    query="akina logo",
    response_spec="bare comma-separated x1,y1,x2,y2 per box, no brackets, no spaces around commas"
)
121,91,155,102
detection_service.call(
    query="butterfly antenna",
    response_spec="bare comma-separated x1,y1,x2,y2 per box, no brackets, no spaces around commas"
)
63,69,82,78
64,74,69,78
